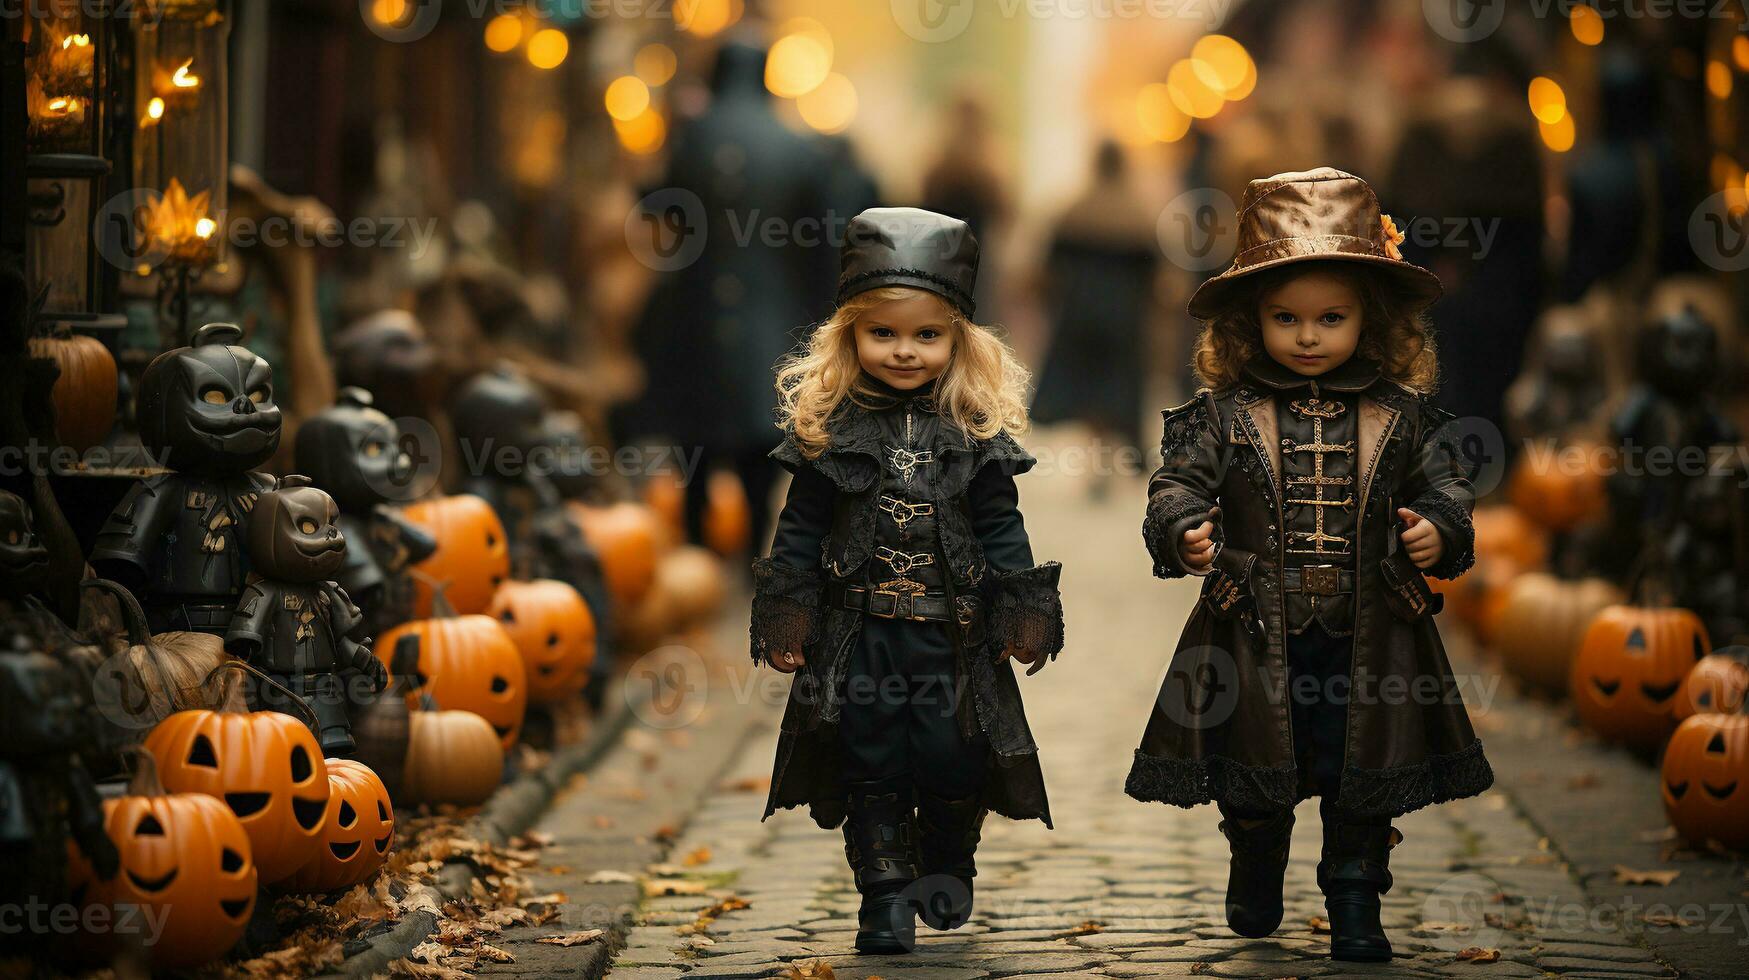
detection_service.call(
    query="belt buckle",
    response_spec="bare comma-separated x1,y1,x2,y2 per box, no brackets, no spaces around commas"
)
869,588,917,620
1301,564,1340,596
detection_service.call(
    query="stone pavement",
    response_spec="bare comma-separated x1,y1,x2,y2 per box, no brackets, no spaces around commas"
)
512,429,1743,979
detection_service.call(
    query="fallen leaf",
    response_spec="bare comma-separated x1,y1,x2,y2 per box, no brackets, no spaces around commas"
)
474,943,515,964
585,869,639,884
1636,826,1680,844
1642,912,1698,928
643,878,709,897
519,891,569,906
1613,866,1680,886
536,930,605,947
1308,915,1330,933
784,961,836,979
722,775,772,793
1056,920,1105,937
1566,772,1599,790
1456,947,1502,962
594,814,616,829
682,846,714,866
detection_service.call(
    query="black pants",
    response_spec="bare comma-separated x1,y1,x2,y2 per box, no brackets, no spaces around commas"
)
838,616,988,799
1220,620,1363,822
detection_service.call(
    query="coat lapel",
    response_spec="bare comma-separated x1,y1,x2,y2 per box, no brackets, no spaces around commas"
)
1234,389,1281,503
1355,395,1401,516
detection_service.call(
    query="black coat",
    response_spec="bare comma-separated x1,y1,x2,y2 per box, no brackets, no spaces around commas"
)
750,397,1064,828
1126,365,1494,819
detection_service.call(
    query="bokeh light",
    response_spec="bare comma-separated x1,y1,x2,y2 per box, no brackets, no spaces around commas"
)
527,28,569,70
635,43,678,87
605,76,651,122
797,72,857,134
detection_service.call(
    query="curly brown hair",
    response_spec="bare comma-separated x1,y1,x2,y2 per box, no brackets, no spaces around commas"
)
1191,260,1440,394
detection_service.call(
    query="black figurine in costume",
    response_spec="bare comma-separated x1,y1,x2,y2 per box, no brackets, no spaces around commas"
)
91,323,281,633
227,477,385,753
750,208,1065,955
294,388,437,639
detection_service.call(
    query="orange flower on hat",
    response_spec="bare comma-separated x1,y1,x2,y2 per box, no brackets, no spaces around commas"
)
1380,213,1406,261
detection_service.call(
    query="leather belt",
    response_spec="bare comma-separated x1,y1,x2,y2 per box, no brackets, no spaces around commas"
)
834,583,955,622
1283,564,1354,596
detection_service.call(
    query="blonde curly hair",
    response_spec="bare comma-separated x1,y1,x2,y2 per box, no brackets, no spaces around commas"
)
775,286,1031,458
1191,260,1441,394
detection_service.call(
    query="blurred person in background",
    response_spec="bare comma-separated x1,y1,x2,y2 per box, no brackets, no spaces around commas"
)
624,37,837,557
1032,140,1160,496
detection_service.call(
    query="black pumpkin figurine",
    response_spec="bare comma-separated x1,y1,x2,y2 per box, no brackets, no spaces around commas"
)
227,476,386,754
90,323,282,633
0,490,120,936
294,387,437,639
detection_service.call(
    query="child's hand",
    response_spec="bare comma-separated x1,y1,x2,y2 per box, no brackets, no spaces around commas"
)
1002,647,1047,676
769,647,807,673
1179,506,1221,573
1397,507,1444,569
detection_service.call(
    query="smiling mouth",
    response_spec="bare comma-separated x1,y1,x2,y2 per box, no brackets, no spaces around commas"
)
128,869,178,892
1703,781,1738,799
1293,354,1323,360
330,840,362,860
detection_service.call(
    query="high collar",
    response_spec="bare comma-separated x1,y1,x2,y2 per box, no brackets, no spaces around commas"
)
849,372,939,411
1242,353,1382,393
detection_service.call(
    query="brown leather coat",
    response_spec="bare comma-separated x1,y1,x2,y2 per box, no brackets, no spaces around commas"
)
1126,358,1493,818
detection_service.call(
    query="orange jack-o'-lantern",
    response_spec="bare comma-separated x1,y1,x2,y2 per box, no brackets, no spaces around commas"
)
70,753,257,969
488,579,595,704
659,545,728,628
1661,712,1749,850
1675,654,1749,721
378,592,527,750
1571,605,1711,749
404,495,511,616
401,704,505,806
568,501,661,611
280,759,395,894
143,664,331,884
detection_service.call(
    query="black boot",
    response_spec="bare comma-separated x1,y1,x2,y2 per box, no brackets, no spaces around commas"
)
843,777,918,955
1318,814,1401,962
914,790,984,930
1217,808,1294,938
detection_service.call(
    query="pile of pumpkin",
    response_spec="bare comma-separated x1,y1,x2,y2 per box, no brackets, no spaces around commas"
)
64,664,400,970
1432,457,1749,854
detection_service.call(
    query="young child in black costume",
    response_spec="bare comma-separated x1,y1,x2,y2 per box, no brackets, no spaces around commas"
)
1127,169,1493,962
750,208,1065,954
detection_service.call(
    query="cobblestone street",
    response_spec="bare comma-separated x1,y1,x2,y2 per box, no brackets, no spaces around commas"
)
498,432,1744,979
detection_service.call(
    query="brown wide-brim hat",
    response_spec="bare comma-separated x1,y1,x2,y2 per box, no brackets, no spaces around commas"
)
1187,167,1443,321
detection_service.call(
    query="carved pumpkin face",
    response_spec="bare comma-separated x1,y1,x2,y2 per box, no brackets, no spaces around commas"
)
82,792,258,969
144,707,331,883
378,611,527,749
1675,654,1749,722
1661,713,1749,850
0,489,49,596
489,580,596,703
137,323,281,474
401,708,505,807
404,495,511,616
294,388,415,514
247,478,347,582
280,759,395,894
1571,605,1711,749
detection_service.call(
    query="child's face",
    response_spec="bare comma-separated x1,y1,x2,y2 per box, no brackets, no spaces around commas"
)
1257,271,1363,377
854,290,955,390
